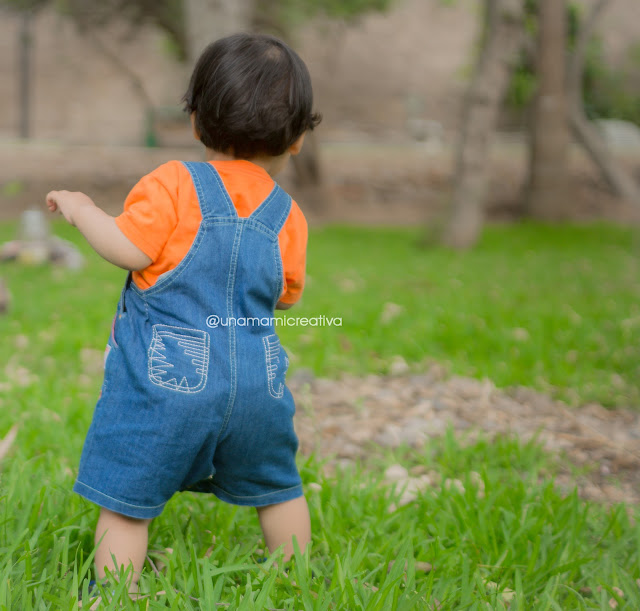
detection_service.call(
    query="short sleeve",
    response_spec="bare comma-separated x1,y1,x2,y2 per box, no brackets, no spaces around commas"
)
115,162,180,262
278,201,308,305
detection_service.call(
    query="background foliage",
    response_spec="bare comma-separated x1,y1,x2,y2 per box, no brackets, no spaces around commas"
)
506,1,640,126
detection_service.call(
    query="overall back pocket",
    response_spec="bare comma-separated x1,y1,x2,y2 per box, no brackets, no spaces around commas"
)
148,325,210,394
262,334,289,399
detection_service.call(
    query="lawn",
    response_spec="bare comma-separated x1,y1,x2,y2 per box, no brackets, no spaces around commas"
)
286,222,640,409
0,221,639,609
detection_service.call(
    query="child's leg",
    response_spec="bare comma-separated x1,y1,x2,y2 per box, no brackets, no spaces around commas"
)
94,508,151,591
256,496,311,561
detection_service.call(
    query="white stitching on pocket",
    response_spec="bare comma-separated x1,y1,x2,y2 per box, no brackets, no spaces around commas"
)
148,325,210,394
262,334,286,399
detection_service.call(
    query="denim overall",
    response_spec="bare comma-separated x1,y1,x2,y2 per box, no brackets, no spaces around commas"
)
73,162,302,519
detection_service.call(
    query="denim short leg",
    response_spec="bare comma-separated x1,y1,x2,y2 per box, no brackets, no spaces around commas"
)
201,387,303,507
73,480,168,519
74,358,226,519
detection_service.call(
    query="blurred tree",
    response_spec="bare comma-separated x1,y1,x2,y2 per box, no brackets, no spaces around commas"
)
567,0,639,205
8,0,393,192
525,0,569,220
2,0,188,141
517,0,638,211
1,0,44,7
443,0,524,249
443,0,639,248
59,0,188,60
58,0,187,146
252,0,393,30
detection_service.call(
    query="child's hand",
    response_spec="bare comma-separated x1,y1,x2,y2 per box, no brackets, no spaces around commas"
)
46,190,95,226
44,191,152,271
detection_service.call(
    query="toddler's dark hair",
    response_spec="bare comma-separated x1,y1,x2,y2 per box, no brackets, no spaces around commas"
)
183,33,322,159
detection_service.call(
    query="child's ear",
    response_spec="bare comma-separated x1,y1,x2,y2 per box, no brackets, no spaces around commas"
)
288,132,306,155
190,112,201,142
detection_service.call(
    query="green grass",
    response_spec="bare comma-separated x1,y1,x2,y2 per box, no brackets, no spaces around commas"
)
1,434,639,609
0,221,639,609
280,223,640,409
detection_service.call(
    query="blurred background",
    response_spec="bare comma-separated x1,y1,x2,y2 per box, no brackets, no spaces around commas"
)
0,0,639,233
2,4,640,602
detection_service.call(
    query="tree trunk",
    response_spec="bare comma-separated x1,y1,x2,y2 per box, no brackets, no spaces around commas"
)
525,0,570,220
289,131,327,214
442,0,524,249
567,0,640,206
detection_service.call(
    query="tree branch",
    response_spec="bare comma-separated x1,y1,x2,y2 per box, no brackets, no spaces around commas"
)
79,28,154,110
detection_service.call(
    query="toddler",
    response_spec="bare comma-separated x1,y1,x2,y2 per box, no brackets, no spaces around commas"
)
46,32,321,591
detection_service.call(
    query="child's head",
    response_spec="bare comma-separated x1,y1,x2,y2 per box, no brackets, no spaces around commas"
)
183,33,321,160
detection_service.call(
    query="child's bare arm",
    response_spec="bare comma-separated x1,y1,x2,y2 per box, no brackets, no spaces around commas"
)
276,301,294,310
46,190,152,271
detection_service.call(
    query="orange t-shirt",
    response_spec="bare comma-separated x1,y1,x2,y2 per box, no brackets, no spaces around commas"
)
115,160,307,305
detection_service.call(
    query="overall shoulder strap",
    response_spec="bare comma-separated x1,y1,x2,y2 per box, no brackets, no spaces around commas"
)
249,183,292,235
182,161,237,219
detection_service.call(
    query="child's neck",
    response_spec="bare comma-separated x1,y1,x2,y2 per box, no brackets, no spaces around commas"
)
204,148,288,177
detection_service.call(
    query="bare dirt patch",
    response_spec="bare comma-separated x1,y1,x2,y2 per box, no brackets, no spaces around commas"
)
290,368,640,506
